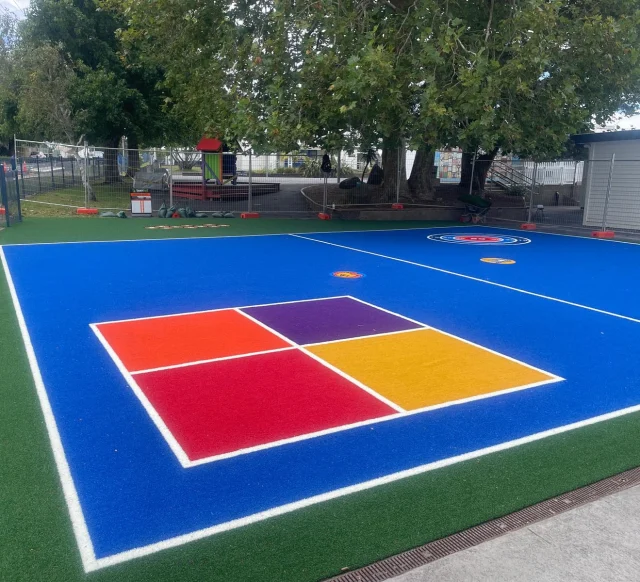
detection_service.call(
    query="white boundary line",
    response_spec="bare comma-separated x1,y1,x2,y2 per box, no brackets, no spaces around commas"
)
89,324,192,468
1,225,451,248
3,236,630,572
0,247,99,572
290,235,640,325
91,398,640,570
479,224,640,246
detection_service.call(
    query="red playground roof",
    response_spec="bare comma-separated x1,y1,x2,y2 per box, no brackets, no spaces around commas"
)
196,137,223,152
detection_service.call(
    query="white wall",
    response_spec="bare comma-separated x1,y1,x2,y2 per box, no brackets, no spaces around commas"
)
583,140,640,230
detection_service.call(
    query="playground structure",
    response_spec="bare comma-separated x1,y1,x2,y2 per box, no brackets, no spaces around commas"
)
171,137,279,200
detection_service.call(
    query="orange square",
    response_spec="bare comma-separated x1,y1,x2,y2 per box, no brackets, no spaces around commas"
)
95,310,290,372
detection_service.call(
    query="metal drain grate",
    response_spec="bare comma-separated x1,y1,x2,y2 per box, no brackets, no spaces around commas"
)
327,465,640,582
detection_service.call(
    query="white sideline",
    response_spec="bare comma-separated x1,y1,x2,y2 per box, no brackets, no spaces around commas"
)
289,234,640,324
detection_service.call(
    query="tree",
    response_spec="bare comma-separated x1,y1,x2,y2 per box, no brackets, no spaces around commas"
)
112,0,640,200
0,8,19,155
21,0,190,183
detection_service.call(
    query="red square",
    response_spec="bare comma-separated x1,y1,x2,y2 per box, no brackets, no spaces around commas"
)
133,349,396,462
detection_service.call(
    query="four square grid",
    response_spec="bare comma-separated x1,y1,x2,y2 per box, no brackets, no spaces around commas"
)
93,296,559,466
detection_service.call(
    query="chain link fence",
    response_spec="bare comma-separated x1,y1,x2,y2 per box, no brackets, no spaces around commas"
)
18,137,632,233
486,157,640,235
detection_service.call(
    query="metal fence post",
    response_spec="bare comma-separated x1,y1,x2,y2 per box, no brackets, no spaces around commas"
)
70,158,75,185
12,157,22,221
602,153,615,232
60,156,65,186
36,156,41,192
337,151,341,184
527,162,538,223
19,157,25,197
169,147,173,208
50,155,55,188
0,165,9,227
396,147,401,203
84,141,89,208
248,150,253,212
571,161,579,203
469,150,477,196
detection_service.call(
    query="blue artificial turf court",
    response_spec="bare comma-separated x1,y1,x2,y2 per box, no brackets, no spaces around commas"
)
2,225,640,572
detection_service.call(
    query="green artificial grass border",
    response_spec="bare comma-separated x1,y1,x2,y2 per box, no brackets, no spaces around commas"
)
0,217,455,245
3,218,640,582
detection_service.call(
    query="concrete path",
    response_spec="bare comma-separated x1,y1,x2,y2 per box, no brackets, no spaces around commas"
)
390,484,640,582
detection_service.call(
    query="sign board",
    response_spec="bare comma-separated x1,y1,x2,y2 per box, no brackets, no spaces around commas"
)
130,192,152,217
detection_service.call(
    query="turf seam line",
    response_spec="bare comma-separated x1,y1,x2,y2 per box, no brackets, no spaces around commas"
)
0,247,99,572
326,466,640,582
290,234,640,324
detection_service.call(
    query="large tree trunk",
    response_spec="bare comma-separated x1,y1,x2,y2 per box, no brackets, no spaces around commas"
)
459,148,499,194
103,136,122,184
407,147,435,201
381,142,409,202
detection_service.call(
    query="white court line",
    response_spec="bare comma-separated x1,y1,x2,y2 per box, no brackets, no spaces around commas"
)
290,234,640,324
91,396,640,571
347,297,564,380
130,347,295,375
233,308,406,414
89,324,192,469
0,247,99,572
93,295,351,326
304,326,426,348
0,225,447,248
479,224,640,246
132,327,428,374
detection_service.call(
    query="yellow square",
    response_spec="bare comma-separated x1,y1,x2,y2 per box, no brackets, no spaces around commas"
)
306,329,559,411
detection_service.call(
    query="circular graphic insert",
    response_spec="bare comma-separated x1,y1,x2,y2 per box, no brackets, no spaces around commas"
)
427,233,531,245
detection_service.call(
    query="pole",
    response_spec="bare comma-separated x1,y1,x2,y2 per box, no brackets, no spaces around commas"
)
468,150,477,196
0,165,9,227
50,155,55,188
395,146,401,203
13,157,22,220
60,156,65,186
169,147,173,208
36,156,41,192
527,162,538,223
323,173,328,214
19,156,25,197
337,151,341,185
602,153,615,232
248,149,253,212
84,141,89,208
571,161,579,204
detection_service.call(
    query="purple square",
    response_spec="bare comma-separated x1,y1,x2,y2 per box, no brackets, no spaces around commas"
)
242,297,423,345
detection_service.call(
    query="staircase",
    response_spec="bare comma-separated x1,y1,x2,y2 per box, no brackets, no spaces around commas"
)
484,160,538,206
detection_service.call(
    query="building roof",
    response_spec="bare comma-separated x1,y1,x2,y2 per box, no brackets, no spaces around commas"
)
196,137,223,151
571,130,640,144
